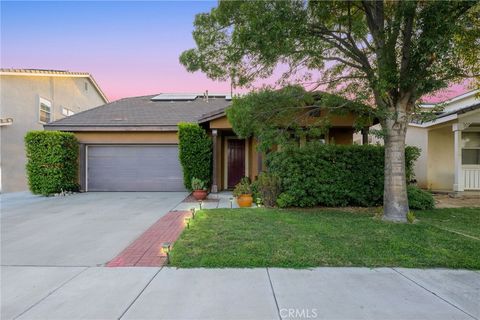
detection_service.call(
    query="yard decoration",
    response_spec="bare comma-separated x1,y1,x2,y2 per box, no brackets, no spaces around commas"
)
191,177,208,200
180,0,479,222
233,177,253,207
161,242,172,264
184,217,191,228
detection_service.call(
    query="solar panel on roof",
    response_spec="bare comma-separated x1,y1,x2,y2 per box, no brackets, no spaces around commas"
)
151,94,199,101
150,93,234,101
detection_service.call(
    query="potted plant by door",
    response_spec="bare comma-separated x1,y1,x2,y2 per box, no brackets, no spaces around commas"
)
191,177,208,200
233,177,253,207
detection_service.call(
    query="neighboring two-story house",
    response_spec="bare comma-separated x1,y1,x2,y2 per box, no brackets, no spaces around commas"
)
0,69,108,192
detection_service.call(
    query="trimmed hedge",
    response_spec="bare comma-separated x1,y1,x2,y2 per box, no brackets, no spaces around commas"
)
25,131,79,195
178,123,212,190
267,143,420,207
407,185,435,210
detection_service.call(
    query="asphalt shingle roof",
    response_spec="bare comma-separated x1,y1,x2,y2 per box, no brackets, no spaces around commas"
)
46,94,231,128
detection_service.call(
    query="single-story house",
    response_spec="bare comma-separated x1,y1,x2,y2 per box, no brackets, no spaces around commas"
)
44,93,365,192
355,89,480,192
406,90,480,192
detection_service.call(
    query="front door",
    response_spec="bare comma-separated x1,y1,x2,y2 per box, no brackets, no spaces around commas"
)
227,139,246,188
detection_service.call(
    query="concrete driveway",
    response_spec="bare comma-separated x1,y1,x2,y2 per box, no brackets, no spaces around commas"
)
1,192,188,266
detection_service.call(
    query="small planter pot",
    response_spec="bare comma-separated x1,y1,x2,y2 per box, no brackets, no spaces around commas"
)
192,190,208,200
237,194,253,207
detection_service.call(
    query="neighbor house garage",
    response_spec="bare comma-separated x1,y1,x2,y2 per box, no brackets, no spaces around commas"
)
45,93,366,192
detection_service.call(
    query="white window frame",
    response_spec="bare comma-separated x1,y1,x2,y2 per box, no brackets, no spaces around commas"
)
461,132,480,166
38,97,52,124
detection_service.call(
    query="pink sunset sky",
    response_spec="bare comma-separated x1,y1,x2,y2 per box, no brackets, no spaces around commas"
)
1,1,474,103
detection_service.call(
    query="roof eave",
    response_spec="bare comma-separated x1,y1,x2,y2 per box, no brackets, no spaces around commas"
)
1,70,109,104
44,125,179,132
198,109,227,123
409,103,480,128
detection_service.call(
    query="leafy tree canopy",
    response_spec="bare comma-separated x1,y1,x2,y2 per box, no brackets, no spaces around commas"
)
227,85,373,150
181,1,479,114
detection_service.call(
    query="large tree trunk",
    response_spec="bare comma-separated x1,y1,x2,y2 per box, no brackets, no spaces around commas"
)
382,107,409,222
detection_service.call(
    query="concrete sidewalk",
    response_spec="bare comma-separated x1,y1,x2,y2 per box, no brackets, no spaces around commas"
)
2,267,478,320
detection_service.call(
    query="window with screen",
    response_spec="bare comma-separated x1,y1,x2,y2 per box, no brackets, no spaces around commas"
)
462,132,480,165
39,98,52,123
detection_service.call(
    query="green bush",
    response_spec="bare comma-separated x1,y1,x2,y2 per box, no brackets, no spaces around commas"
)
25,131,79,196
178,123,212,190
191,177,208,190
407,185,435,210
233,177,252,197
268,143,420,208
251,179,260,203
407,211,416,223
276,192,296,208
252,172,282,207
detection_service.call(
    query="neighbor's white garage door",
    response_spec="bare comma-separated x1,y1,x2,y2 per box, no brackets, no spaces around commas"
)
86,145,186,191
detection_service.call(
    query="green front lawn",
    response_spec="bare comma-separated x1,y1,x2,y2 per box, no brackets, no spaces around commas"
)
416,208,480,239
170,208,480,269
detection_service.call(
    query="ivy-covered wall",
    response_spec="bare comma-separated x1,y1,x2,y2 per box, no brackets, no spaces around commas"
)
25,131,79,195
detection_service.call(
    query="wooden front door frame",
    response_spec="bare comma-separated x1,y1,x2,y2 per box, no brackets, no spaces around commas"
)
223,136,249,189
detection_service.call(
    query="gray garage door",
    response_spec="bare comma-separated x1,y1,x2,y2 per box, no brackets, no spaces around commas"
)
87,145,186,191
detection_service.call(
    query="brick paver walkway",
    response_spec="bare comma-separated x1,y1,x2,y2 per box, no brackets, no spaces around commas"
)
106,210,190,267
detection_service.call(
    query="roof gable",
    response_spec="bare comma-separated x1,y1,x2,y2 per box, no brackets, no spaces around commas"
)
0,68,108,103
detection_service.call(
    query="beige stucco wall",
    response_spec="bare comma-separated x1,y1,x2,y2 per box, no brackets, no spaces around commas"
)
405,126,428,188
427,125,454,190
209,116,232,129
74,131,179,144
248,138,260,180
381,122,456,191
0,75,106,192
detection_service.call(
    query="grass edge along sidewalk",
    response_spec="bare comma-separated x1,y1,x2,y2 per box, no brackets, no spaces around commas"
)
170,207,480,269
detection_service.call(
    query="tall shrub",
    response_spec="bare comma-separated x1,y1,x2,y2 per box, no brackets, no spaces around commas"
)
178,123,212,190
252,172,282,207
268,143,419,207
25,131,79,195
